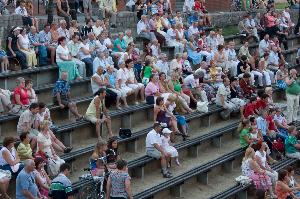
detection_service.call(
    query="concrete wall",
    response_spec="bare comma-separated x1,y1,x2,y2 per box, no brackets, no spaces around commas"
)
0,9,298,45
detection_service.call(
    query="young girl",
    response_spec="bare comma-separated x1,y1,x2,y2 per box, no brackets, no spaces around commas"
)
90,140,108,176
106,136,119,169
161,128,180,166
0,40,9,73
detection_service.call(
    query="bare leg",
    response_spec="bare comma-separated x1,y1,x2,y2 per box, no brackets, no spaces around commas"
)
48,47,55,64
122,96,129,107
1,60,4,72
116,96,121,109
68,102,82,118
30,137,37,151
49,131,66,152
105,118,113,137
95,122,101,139
140,87,145,101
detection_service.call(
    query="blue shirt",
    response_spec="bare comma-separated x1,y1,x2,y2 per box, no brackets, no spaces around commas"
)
106,73,116,88
52,79,70,97
256,116,268,136
16,169,39,199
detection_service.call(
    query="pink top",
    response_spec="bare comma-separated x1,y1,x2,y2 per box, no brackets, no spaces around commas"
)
13,87,30,105
266,15,276,27
145,81,159,97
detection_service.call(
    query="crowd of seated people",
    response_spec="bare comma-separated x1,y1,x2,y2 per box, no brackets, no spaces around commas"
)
2,0,300,198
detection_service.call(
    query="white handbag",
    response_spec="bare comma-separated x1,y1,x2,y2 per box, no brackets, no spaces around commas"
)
197,101,209,113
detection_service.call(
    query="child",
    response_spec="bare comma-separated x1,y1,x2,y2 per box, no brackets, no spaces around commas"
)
0,42,9,73
161,128,180,166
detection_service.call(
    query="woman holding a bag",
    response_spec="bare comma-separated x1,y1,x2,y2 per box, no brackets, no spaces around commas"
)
37,120,65,177
0,137,24,176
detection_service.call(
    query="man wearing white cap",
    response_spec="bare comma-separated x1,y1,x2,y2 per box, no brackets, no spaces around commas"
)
146,122,172,178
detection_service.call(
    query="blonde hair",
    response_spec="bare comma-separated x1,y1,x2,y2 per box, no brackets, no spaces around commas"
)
39,120,50,131
243,147,254,160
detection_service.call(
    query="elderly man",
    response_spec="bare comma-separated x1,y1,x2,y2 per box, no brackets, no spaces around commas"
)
123,29,133,47
53,72,83,120
285,69,300,124
16,159,40,199
39,24,56,64
146,122,172,178
28,26,49,66
137,15,156,41
97,0,117,28
67,34,87,78
57,20,71,42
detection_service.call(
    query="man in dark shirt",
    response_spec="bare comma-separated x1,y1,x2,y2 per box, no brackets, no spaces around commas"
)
49,163,74,199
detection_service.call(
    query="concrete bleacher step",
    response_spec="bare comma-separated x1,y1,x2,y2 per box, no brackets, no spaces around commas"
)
132,139,242,198
61,105,225,178
210,158,299,199
0,102,154,143
70,119,240,196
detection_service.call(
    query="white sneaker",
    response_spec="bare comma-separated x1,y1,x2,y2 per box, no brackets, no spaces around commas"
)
77,9,82,13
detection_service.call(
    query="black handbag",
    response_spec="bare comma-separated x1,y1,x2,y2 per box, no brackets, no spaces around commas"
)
119,128,132,139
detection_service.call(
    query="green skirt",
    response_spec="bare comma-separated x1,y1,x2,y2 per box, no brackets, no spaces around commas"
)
57,61,80,81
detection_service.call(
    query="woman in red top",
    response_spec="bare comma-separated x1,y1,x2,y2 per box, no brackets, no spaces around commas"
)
243,96,258,118
13,77,30,106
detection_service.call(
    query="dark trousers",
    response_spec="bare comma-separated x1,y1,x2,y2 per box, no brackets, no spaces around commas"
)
82,57,93,77
8,50,28,69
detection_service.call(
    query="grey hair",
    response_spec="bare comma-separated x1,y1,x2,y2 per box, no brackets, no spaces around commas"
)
16,77,25,85
24,159,34,167
125,29,131,34
175,53,182,59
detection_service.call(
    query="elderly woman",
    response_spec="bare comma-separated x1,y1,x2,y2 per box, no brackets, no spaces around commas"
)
105,65,129,109
25,79,38,104
117,61,134,99
125,59,145,104
7,27,28,69
11,77,30,114
56,36,81,81
37,120,65,176
18,28,37,68
0,137,23,176
113,32,127,56
241,147,275,197
187,35,203,65
166,23,185,54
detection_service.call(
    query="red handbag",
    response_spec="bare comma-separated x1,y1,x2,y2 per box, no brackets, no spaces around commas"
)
272,139,284,152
